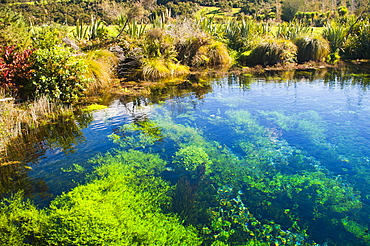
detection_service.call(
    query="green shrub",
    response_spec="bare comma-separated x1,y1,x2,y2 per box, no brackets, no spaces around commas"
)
29,27,90,103
246,39,297,66
0,7,32,48
295,36,330,63
344,21,370,59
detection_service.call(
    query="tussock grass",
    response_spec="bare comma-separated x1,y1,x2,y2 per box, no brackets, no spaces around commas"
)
193,41,232,67
295,36,330,63
83,50,118,95
142,58,189,81
247,39,297,66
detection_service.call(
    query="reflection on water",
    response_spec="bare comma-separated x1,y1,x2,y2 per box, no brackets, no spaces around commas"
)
1,65,370,244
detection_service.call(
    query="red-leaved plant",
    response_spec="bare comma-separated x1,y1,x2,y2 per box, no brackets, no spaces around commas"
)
0,46,33,96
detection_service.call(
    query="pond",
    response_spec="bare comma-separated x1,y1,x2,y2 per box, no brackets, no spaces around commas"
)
2,65,370,245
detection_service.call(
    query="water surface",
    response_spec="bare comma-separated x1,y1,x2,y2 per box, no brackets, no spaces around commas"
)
4,67,370,245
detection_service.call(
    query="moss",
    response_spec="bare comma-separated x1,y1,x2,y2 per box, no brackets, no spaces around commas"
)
81,103,108,113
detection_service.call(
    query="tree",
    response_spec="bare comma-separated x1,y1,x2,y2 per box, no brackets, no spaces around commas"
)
281,0,304,21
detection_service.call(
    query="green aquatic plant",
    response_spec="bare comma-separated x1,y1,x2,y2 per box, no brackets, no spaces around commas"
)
341,218,370,244
23,103,362,245
173,145,212,173
110,119,163,149
0,150,202,245
223,110,361,212
81,104,108,113
259,110,327,143
114,109,362,242
0,192,47,246
206,185,313,245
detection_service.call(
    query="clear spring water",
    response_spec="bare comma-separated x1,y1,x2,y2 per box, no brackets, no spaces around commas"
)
5,66,370,245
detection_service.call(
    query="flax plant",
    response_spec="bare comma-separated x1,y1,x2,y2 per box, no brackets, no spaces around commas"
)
223,17,259,51
323,21,348,53
275,20,313,40
197,15,223,37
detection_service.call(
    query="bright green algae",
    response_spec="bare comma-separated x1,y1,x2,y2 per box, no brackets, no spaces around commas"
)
0,150,201,245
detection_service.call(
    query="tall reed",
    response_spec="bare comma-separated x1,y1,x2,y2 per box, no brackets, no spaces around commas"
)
0,95,70,161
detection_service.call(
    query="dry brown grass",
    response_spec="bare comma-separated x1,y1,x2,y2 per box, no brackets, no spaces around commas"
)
0,94,70,162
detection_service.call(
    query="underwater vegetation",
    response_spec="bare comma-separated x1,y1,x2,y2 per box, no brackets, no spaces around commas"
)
0,150,201,245
106,103,366,245
2,74,370,245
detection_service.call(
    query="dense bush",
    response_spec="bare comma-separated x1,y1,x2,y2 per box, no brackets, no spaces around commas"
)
8,1,105,25
0,7,32,47
344,20,370,59
0,46,33,97
28,27,90,102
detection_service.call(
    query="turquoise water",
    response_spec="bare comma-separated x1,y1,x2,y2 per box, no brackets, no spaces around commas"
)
7,67,370,245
